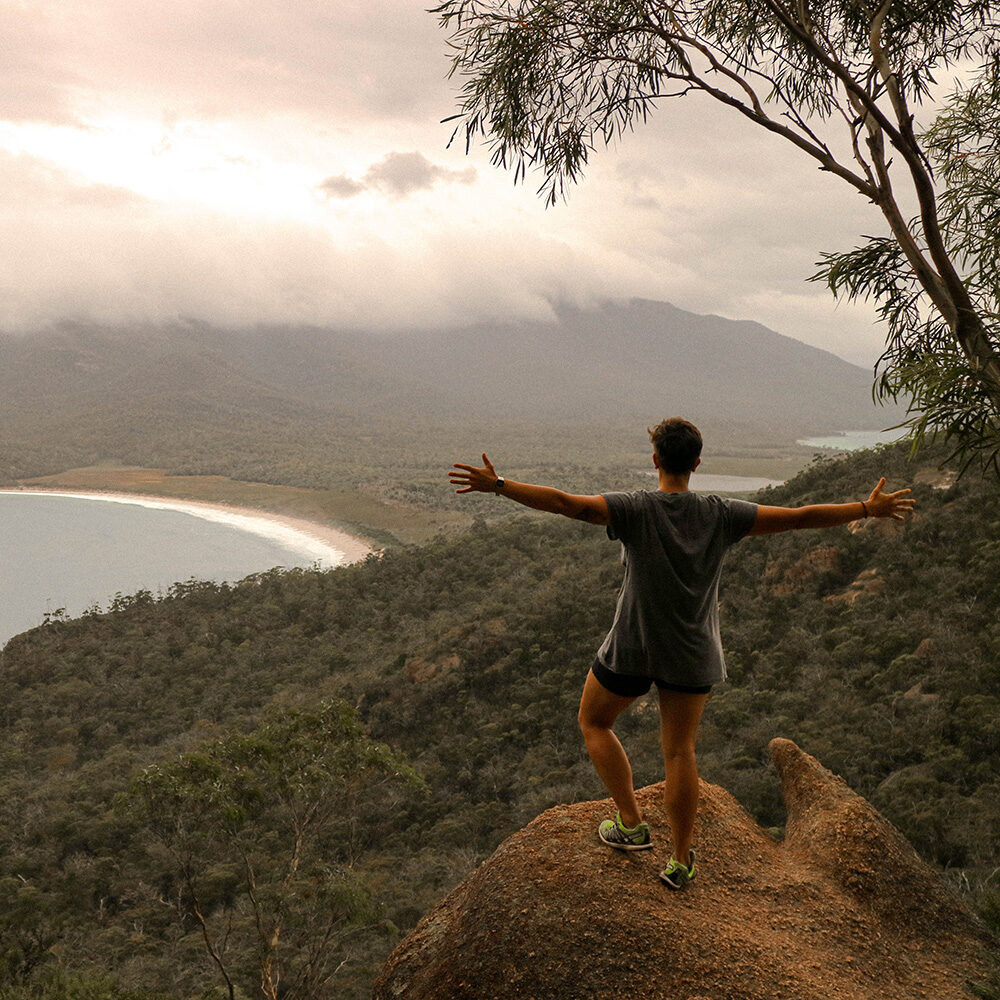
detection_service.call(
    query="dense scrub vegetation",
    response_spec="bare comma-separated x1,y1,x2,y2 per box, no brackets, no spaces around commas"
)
0,443,997,997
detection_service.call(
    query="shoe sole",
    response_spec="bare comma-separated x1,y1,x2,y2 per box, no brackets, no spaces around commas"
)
660,849,696,888
658,872,695,889
598,832,653,851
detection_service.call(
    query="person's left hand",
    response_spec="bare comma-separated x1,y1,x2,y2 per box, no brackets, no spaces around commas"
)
450,453,499,494
866,477,916,520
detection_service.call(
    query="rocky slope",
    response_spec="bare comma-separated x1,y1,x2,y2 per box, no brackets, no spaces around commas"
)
374,739,993,1000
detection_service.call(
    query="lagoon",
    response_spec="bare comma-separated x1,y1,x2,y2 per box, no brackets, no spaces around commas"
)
797,428,906,451
690,472,784,493
642,472,784,492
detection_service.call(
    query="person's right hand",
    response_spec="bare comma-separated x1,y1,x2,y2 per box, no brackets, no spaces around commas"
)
450,453,500,494
866,478,916,519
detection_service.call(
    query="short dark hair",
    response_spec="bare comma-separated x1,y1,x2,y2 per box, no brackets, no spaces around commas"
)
648,418,702,475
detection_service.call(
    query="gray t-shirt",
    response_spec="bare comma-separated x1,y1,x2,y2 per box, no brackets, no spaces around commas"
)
596,490,758,686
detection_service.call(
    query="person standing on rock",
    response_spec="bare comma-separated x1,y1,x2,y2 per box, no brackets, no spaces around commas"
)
449,418,915,888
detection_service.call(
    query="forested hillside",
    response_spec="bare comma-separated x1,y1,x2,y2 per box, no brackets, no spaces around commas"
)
0,443,997,999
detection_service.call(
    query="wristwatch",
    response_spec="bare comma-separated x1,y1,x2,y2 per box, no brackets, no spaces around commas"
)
494,476,506,493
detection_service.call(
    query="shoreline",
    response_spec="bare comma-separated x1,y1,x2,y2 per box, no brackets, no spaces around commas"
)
0,488,376,568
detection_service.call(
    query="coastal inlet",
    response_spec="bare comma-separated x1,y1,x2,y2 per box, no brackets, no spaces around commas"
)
0,490,372,648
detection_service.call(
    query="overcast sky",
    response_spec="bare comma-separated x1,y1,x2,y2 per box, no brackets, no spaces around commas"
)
0,0,934,365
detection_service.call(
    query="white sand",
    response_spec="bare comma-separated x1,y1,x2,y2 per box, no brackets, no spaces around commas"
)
0,489,375,568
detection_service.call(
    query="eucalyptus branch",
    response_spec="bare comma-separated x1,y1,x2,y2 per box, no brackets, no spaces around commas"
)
780,96,836,153
757,0,906,144
240,847,268,957
849,87,952,319
797,0,813,35
849,26,986,353
183,866,235,1000
657,14,768,116
867,28,1000,398
868,0,904,119
647,9,768,109
682,63,876,195
837,99,878,190
638,8,875,194
287,911,348,998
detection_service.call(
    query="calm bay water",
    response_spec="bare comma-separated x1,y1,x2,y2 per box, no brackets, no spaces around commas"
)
0,493,343,648
0,462,855,648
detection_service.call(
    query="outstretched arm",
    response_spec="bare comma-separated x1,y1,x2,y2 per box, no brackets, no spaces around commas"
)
449,453,610,525
748,478,915,535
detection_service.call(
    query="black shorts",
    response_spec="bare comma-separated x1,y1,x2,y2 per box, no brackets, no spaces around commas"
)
591,659,713,697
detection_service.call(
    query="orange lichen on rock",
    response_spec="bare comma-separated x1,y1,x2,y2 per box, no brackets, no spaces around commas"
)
374,740,992,1000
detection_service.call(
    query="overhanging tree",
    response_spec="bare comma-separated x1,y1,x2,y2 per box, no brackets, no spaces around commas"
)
433,0,1000,471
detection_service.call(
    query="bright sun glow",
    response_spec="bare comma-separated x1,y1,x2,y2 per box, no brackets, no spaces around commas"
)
0,116,330,222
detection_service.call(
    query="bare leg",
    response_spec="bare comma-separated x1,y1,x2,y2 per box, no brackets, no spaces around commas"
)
657,689,709,866
578,669,642,827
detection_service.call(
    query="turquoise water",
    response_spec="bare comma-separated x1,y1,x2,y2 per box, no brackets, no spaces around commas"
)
797,428,906,450
0,493,339,648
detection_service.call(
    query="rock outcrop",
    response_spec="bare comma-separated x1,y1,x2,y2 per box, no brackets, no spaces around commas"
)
765,545,841,595
374,739,992,1000
824,567,883,605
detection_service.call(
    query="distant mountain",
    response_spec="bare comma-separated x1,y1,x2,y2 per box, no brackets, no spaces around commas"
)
322,298,890,433
0,299,896,440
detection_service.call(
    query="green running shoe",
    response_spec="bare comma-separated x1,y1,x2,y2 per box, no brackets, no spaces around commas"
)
659,848,696,889
598,813,652,851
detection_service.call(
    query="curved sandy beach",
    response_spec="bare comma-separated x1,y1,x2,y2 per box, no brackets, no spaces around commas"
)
0,488,375,569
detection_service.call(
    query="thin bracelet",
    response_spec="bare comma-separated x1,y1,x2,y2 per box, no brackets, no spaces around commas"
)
861,500,869,518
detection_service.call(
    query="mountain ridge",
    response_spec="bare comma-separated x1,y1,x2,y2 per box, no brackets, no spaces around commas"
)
0,297,895,434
